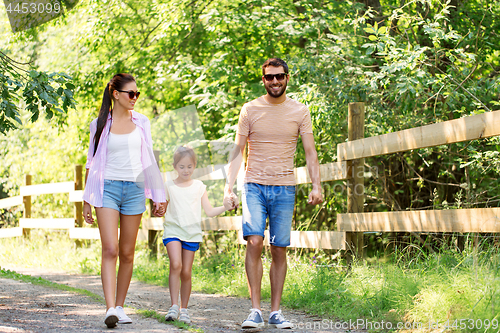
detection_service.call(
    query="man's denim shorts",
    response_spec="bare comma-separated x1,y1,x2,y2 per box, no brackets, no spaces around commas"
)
102,179,146,215
242,182,296,247
163,237,200,252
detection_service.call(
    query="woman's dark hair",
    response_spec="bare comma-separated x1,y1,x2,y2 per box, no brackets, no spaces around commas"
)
93,73,136,156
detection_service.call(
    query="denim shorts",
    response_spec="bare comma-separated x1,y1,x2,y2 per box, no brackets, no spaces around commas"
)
102,179,146,215
162,237,200,252
242,183,296,247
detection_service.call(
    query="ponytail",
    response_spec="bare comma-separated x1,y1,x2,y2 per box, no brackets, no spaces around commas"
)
93,83,112,156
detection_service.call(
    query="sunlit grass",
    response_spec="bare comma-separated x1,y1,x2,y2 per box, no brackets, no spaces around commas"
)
0,229,101,273
137,309,202,332
0,267,103,303
1,231,500,332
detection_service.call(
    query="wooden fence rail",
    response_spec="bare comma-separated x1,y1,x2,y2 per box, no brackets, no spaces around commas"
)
338,208,500,233
337,110,500,161
0,196,22,210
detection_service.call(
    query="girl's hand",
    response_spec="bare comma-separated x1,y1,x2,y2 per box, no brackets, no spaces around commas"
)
83,202,94,224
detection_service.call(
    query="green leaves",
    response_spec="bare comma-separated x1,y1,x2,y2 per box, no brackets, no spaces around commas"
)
364,21,387,36
0,54,77,134
2,0,500,228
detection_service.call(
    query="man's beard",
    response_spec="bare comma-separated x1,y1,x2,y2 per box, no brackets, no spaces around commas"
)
265,81,287,98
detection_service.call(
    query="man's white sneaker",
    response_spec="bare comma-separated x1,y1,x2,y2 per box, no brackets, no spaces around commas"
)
269,310,293,329
104,307,119,328
116,306,132,324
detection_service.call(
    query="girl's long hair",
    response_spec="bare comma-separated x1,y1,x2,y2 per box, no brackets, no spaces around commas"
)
93,73,136,156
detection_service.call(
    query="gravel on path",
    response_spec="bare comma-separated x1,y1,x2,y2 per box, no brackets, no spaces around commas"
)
0,267,365,333
0,277,180,333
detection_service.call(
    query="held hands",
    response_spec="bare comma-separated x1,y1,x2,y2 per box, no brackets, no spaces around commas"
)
83,202,94,224
308,186,324,205
223,185,320,209
153,202,167,217
224,185,239,211
223,195,238,211
83,202,166,221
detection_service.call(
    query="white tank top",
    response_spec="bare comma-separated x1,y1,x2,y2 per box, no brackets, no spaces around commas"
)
104,127,144,182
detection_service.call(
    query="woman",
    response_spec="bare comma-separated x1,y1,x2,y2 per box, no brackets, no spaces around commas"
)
82,73,166,328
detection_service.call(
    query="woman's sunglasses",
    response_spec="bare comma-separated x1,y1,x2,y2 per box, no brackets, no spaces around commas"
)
263,73,288,82
117,90,140,99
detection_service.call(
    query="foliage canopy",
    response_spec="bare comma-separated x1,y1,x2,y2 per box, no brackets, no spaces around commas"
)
1,0,500,233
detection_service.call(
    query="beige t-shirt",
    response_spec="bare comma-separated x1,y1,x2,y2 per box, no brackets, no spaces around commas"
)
163,179,206,243
236,96,313,185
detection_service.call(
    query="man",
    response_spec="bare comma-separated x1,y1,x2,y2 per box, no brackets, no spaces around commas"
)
224,58,323,329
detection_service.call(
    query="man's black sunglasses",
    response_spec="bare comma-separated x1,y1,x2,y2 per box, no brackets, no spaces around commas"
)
263,73,288,82
117,90,140,99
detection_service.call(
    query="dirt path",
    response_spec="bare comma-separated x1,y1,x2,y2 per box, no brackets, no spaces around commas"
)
0,276,179,333
0,267,364,332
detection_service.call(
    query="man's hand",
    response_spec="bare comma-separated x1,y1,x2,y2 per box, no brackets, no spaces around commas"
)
224,184,239,210
83,202,94,224
223,195,236,211
308,187,323,205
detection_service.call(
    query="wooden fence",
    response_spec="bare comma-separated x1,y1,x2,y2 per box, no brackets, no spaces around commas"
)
1,105,500,256
337,105,500,256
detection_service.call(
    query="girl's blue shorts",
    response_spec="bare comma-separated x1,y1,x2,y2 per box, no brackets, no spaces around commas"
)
163,237,200,252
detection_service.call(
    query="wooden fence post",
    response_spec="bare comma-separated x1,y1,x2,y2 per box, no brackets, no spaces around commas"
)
148,150,161,257
23,174,31,238
346,102,365,261
74,165,83,247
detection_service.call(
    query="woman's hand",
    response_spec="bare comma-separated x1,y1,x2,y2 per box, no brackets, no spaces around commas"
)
83,202,94,224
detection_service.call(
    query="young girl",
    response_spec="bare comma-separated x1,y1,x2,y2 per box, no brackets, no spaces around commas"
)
82,73,166,328
163,146,233,324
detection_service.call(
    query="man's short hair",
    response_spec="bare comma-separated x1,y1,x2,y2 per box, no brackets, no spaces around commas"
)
262,58,289,75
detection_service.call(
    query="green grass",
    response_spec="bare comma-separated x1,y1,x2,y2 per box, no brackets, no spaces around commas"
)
0,230,101,273
1,230,500,332
0,267,103,303
137,309,202,332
